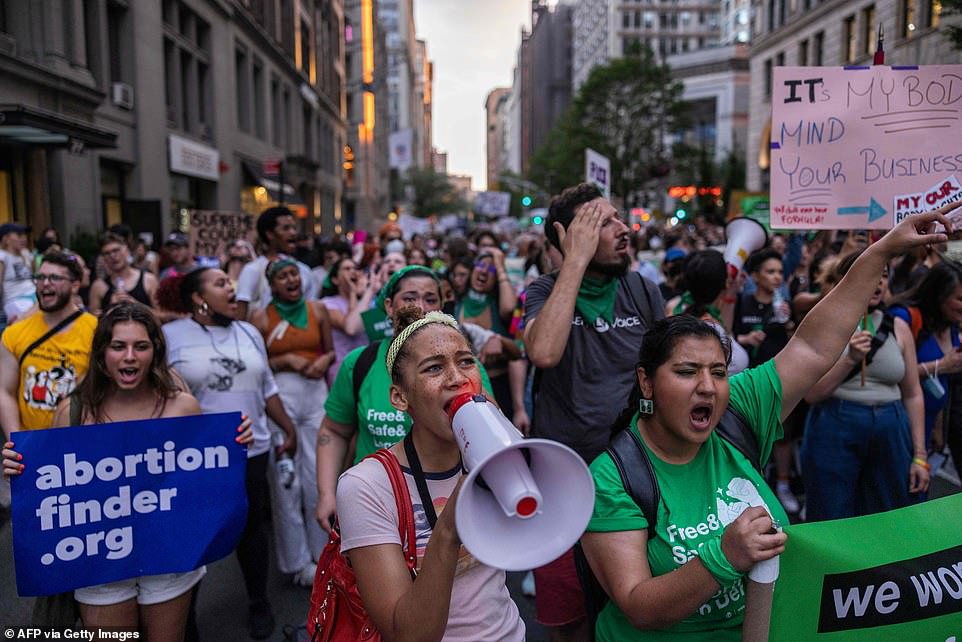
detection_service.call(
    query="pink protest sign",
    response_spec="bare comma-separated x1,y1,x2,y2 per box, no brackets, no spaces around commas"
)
770,65,962,229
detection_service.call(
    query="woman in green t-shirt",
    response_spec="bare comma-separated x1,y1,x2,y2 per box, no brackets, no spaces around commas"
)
580,207,954,641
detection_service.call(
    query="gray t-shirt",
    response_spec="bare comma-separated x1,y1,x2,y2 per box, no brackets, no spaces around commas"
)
524,271,664,463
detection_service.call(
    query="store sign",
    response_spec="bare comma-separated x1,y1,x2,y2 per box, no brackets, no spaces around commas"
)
169,134,219,181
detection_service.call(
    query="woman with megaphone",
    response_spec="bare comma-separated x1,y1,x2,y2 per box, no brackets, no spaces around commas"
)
580,204,956,641
334,306,526,641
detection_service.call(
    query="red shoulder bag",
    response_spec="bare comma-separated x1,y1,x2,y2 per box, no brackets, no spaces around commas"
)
307,449,418,642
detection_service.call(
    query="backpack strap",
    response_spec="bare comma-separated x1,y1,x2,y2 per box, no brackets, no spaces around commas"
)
351,341,381,408
715,406,761,471
18,309,84,367
841,312,895,383
607,427,660,536
69,394,81,426
623,272,663,323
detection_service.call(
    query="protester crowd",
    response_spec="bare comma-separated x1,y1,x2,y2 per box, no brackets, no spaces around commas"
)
0,193,959,641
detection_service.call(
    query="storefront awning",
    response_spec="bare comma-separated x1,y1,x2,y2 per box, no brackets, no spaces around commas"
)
241,160,305,206
0,104,117,150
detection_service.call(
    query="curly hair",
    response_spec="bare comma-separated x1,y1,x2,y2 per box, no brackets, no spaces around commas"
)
544,183,603,250
72,302,181,423
155,267,214,314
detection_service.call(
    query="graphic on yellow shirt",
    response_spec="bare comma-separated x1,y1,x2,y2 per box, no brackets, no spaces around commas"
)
22,357,78,411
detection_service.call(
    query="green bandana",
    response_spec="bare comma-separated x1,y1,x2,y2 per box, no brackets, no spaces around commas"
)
460,288,492,319
673,291,723,324
272,297,309,329
576,276,619,326
375,265,439,312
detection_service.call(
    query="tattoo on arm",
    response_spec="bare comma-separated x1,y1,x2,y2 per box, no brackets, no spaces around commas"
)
317,432,332,447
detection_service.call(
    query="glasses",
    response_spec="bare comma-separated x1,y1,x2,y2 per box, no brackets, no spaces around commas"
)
33,274,74,285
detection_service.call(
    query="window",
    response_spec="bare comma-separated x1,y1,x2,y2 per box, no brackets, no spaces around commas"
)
901,0,917,37
798,38,808,65
776,51,785,68
814,30,824,65
107,1,126,83
272,77,283,146
764,58,773,98
635,10,642,27
623,11,630,28
299,17,311,74
235,47,250,132
929,0,941,26
862,5,876,55
164,38,176,122
162,2,212,134
768,0,775,32
843,15,856,62
253,58,265,138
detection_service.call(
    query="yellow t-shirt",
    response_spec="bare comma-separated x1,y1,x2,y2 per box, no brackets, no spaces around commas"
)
2,310,97,430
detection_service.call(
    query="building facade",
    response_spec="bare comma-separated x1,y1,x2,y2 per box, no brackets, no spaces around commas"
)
485,87,511,189
0,0,347,247
343,0,390,233
746,0,962,190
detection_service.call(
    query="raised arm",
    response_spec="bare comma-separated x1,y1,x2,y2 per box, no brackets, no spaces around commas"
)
775,206,954,422
524,203,604,368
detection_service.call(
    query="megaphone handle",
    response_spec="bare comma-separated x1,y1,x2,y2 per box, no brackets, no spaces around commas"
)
404,433,460,529
472,447,533,493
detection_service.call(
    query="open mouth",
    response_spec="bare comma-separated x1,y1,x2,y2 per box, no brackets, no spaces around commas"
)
690,403,713,430
117,367,140,385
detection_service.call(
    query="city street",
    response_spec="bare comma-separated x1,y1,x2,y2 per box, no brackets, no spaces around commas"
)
1,472,957,640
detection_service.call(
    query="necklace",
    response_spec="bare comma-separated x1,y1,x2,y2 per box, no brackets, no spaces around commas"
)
195,320,247,390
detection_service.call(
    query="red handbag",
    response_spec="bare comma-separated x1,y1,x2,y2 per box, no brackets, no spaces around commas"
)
307,449,418,642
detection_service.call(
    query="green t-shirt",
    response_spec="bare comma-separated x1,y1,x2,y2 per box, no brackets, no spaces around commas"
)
325,341,494,463
586,359,790,642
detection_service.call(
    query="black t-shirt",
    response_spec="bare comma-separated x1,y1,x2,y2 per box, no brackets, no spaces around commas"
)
732,293,790,368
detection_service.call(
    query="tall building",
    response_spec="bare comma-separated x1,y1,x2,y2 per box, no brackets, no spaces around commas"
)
344,0,390,232
0,0,347,243
570,0,723,91
746,0,962,191
528,2,573,168
415,39,434,168
485,88,511,189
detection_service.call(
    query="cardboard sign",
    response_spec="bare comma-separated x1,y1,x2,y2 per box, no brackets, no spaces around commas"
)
769,65,962,229
11,413,247,596
188,210,255,263
585,148,611,200
770,493,962,640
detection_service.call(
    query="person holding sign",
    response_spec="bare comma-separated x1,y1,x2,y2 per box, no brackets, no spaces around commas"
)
580,206,954,642
157,268,297,639
801,251,928,521
334,306,525,641
3,302,253,638
250,256,335,587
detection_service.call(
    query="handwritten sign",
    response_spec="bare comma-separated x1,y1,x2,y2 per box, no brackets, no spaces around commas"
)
11,413,247,596
188,210,255,262
770,65,962,229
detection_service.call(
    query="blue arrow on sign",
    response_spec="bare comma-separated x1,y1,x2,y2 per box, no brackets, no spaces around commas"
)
837,198,887,223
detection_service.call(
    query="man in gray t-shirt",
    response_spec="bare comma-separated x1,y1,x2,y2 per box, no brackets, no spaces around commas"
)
523,183,663,640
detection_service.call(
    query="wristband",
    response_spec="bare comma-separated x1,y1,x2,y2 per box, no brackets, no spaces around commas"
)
912,457,931,471
699,535,743,585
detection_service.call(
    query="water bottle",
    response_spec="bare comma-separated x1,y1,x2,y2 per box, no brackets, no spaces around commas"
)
772,289,790,324
274,432,295,489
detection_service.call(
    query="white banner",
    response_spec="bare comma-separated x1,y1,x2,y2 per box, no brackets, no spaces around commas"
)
473,191,512,217
389,129,414,170
585,148,610,199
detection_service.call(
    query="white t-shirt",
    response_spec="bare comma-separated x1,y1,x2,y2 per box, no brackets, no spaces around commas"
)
337,458,525,642
0,248,36,305
236,256,318,311
163,318,278,457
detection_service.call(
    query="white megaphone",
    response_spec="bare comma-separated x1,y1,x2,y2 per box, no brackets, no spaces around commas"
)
724,217,769,277
448,393,595,571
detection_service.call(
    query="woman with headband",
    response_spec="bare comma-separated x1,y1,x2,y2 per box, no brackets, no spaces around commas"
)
334,306,525,641
250,256,335,587
315,265,494,534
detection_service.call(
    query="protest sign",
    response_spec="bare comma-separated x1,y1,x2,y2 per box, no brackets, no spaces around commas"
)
585,148,611,200
188,210,255,262
769,65,962,229
11,412,247,596
770,493,962,640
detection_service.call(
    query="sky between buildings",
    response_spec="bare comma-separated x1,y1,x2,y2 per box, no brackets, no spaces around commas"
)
414,0,542,192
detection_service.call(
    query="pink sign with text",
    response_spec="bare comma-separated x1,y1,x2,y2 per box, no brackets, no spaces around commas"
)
770,65,962,229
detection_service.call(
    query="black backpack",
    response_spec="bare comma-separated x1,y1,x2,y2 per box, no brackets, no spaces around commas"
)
351,341,382,405
574,406,761,622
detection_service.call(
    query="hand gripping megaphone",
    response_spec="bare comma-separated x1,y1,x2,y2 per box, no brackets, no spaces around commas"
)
724,217,769,277
448,393,595,571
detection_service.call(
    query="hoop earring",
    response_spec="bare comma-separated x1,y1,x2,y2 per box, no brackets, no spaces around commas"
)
639,398,654,415
199,301,210,317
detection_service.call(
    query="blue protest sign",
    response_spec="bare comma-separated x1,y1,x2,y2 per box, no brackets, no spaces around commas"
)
10,412,247,596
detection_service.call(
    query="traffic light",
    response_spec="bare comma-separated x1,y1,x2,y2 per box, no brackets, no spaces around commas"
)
675,208,687,220
521,195,533,207
532,214,544,225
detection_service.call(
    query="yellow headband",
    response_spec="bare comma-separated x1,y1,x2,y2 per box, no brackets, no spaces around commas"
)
385,311,460,374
